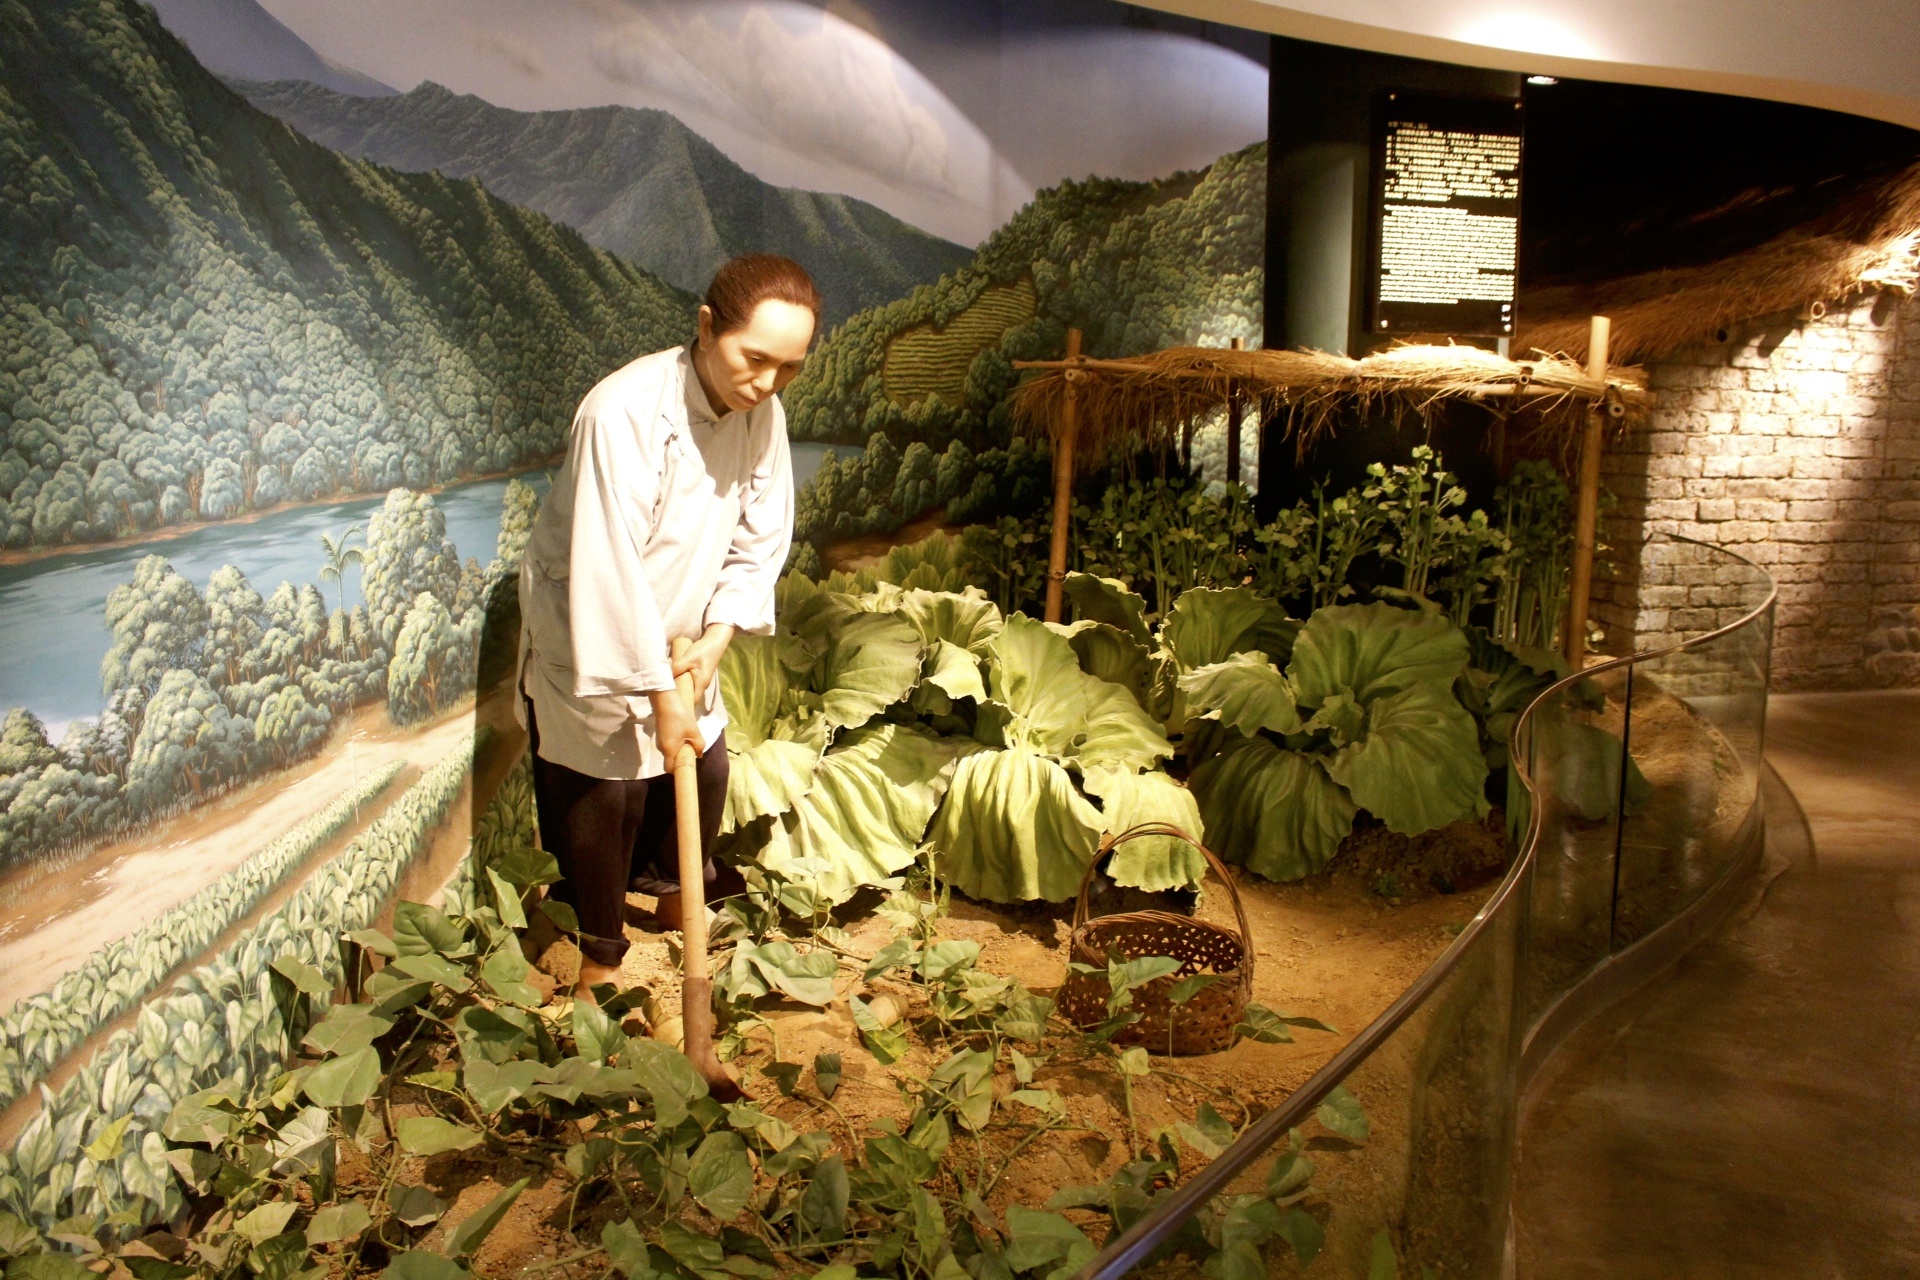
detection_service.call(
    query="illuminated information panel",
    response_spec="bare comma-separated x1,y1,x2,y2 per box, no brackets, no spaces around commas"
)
1369,93,1523,340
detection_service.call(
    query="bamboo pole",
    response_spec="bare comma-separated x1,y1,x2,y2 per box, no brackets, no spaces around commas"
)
1226,337,1244,485
1044,328,1083,624
1564,316,1612,669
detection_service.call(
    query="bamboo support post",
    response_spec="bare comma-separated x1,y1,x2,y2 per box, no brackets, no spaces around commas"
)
1044,328,1083,624
1226,337,1244,485
1564,316,1612,669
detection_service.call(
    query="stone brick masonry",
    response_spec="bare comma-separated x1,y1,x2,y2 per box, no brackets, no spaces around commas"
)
1593,291,1920,690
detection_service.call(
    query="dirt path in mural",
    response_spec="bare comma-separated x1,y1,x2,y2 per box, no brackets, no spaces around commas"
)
0,705,479,1010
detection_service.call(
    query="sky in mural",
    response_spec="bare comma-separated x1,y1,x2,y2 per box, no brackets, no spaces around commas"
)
171,0,1269,245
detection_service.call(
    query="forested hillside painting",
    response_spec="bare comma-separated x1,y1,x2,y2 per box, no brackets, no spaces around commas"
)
0,0,1267,1239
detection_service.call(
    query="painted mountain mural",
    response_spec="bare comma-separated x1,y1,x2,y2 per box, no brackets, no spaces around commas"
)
783,145,1267,545
0,0,693,551
234,79,976,329
145,0,397,97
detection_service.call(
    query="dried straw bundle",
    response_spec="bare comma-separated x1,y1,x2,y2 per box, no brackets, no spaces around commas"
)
1519,160,1920,364
1010,342,1648,470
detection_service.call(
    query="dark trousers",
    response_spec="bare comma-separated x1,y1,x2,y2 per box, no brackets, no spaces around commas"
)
526,703,735,967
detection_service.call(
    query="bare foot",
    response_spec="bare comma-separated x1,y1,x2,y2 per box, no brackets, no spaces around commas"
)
573,959,622,1001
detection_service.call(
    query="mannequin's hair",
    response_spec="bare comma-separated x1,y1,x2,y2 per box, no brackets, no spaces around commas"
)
704,254,820,336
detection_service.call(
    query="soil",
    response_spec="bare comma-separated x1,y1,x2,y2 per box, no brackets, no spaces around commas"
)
1336,811,1512,903
371,845,1509,1280
341,681,1746,1279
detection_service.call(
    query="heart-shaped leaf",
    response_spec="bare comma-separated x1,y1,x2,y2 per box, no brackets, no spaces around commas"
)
306,1201,371,1245
304,1046,381,1108
688,1132,754,1221
394,1116,482,1157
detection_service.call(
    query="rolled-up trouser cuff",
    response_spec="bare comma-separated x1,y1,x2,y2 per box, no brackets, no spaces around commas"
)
576,931,630,969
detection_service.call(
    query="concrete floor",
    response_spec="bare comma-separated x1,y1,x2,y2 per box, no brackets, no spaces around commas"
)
1514,689,1920,1279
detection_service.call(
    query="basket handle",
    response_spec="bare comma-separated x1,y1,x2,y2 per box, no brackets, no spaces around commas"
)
1073,822,1254,977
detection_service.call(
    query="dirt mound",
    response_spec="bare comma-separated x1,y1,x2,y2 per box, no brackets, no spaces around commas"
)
1334,810,1511,903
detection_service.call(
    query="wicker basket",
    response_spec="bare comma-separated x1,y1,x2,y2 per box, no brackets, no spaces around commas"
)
1055,823,1252,1055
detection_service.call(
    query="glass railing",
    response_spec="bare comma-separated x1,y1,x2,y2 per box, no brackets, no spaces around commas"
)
1078,534,1777,1279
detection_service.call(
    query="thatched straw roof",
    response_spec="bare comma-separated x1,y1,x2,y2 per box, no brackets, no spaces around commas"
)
1517,160,1920,365
1011,343,1647,469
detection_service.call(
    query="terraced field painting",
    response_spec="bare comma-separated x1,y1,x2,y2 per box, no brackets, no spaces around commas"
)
0,0,1268,1231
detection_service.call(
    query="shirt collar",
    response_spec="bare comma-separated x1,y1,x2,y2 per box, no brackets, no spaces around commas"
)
681,345,721,426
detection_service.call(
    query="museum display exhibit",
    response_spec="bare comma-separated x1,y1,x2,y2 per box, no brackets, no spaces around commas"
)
1,1,1917,1277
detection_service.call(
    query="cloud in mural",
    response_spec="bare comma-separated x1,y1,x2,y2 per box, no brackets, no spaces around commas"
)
464,27,552,81
586,1,970,199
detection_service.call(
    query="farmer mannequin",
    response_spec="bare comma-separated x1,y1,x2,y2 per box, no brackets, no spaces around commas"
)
517,254,817,1000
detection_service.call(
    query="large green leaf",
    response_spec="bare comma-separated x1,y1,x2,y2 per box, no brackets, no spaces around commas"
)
988,616,1170,771
921,640,986,704
1064,572,1152,645
1289,603,1470,706
715,640,826,831
1077,678,1174,772
781,590,862,647
1190,736,1356,881
897,589,1003,655
1062,621,1155,714
817,611,923,730
1179,651,1303,736
926,748,1105,903
1327,682,1489,833
1083,769,1207,892
987,615,1095,756
1160,587,1297,671
759,724,977,902
720,635,798,747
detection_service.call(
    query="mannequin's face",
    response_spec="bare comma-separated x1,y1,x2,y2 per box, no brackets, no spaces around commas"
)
695,300,815,413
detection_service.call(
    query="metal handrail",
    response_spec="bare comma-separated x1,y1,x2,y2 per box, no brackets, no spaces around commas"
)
1074,534,1778,1280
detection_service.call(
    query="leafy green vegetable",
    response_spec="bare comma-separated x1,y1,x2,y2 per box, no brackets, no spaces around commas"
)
718,635,824,832
927,748,1105,903
1082,769,1206,892
818,611,924,731
688,1133,755,1221
1179,651,1302,737
1325,682,1488,834
755,723,975,903
1289,603,1469,705
1160,587,1297,673
1191,736,1356,881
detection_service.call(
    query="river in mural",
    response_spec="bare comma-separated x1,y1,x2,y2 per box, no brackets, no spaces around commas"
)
0,443,831,737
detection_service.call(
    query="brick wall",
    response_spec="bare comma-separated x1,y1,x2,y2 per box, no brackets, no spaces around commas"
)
1593,290,1920,690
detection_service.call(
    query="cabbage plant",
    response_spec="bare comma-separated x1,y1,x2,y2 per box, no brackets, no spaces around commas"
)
717,583,1205,907
1182,602,1489,881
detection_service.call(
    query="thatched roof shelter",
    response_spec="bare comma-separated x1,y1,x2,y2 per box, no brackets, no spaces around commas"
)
1011,341,1647,471
1518,160,1920,365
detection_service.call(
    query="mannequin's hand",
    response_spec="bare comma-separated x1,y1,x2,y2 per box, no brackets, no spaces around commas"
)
673,624,734,702
651,688,706,764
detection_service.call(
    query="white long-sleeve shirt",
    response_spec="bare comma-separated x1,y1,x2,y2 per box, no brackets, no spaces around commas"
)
517,345,793,779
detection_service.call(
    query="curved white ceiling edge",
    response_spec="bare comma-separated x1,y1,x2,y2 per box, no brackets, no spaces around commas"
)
1138,0,1920,133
